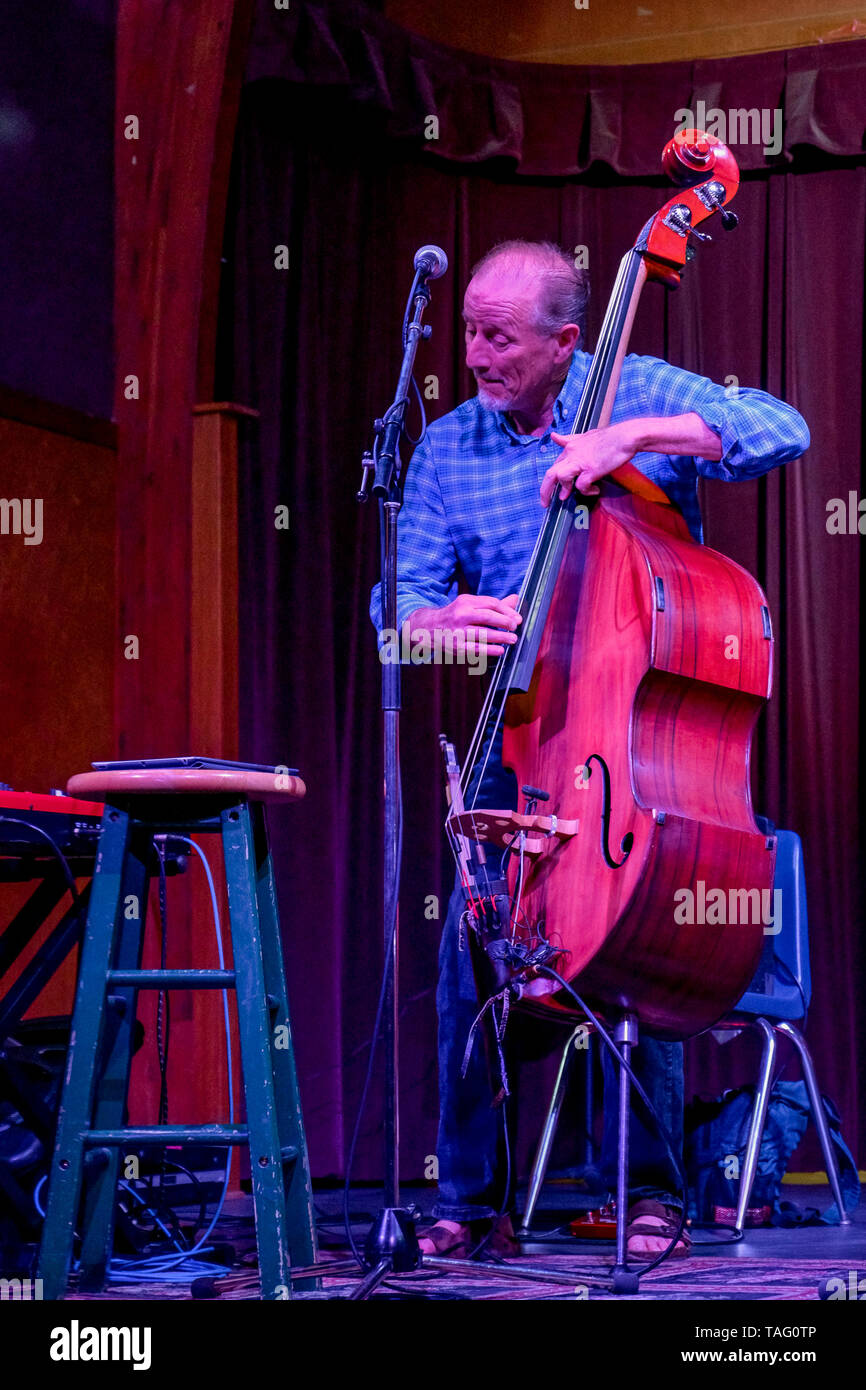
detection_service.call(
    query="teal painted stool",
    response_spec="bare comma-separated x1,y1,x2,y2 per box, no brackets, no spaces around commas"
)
37,767,317,1299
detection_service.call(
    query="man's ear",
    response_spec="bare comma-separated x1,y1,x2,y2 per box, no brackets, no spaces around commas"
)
555,323,580,361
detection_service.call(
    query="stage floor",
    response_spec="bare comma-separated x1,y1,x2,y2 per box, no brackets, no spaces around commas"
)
57,1180,865,1302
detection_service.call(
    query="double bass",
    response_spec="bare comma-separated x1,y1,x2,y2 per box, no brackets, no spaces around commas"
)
447,130,775,1041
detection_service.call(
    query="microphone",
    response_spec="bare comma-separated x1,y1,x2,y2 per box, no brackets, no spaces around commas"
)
413,244,448,280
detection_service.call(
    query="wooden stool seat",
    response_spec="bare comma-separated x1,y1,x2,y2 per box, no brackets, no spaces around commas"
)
67,768,306,803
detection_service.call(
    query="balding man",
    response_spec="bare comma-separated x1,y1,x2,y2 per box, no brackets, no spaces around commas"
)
370,240,809,1260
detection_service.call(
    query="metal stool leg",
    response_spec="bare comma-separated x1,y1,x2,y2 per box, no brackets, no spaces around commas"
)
520,1026,581,1235
775,1021,851,1224
250,802,318,1287
736,1017,777,1232
222,801,297,1299
77,829,151,1289
37,807,132,1299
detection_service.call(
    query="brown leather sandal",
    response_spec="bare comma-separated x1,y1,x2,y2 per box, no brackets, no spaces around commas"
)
626,1199,691,1259
419,1215,518,1259
418,1221,473,1258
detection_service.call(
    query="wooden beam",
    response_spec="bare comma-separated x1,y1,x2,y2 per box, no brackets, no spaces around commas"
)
190,404,258,758
114,0,254,756
114,4,255,1137
197,5,257,402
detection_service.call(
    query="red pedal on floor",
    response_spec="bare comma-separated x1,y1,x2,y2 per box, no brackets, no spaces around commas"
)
568,1202,618,1238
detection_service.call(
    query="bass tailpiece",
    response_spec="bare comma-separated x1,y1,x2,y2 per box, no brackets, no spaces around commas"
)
462,879,566,1002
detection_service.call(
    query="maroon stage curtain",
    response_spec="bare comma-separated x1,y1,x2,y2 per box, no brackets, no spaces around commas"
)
218,0,866,1182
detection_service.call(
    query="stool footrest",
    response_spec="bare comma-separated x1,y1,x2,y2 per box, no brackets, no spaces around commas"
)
84,1124,249,1145
107,969,236,988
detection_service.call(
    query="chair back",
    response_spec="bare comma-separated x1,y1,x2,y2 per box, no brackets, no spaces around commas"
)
734,829,811,1019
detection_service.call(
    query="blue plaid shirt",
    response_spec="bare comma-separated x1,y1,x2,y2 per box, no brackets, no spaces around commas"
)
370,349,809,634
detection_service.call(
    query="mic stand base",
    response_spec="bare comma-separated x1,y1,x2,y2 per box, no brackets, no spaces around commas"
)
343,1206,422,1300
335,1016,643,1298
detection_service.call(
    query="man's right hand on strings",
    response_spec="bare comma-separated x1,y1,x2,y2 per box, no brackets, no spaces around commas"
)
405,593,521,659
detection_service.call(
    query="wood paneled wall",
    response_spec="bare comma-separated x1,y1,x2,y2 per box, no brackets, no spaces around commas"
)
0,396,117,790
1,2,257,1134
0,394,117,1021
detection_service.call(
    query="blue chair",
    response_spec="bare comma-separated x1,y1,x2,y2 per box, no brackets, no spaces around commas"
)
710,828,850,1232
521,828,851,1235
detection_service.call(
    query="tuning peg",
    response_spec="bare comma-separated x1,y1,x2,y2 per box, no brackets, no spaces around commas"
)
720,208,739,231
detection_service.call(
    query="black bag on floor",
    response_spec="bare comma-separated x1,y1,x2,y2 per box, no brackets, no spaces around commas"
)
684,1081,859,1227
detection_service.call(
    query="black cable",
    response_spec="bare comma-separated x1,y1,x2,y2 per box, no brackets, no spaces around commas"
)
457,1094,516,1262
0,815,80,902
403,373,428,447
125,1177,190,1250
771,954,809,1030
155,1159,208,1242
535,964,692,1275
428,988,516,1265
689,1223,744,1247
351,344,430,1264
341,760,404,1265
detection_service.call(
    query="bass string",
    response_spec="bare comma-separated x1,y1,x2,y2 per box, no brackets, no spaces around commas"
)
456,258,629,802
457,251,640,831
457,258,635,830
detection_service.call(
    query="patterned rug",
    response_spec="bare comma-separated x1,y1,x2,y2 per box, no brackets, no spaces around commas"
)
62,1251,844,1301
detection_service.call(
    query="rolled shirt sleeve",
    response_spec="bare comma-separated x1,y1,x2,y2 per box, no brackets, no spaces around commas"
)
634,354,810,481
369,434,459,639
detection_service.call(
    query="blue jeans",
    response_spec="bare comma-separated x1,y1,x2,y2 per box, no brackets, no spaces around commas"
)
432,730,684,1221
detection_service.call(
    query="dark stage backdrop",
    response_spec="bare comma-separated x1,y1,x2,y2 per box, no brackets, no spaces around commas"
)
0,0,114,419
218,1,866,1181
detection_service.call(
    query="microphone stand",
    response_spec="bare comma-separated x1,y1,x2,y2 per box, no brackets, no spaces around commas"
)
350,264,437,1297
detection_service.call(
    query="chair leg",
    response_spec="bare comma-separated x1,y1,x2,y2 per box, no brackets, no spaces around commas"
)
613,1014,637,1276
583,1031,595,1168
775,1021,851,1225
520,1026,580,1234
736,1017,777,1233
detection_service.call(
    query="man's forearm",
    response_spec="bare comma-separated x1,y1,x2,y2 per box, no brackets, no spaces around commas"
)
628,412,723,461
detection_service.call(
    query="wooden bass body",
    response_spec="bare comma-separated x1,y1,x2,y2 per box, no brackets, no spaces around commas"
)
502,487,776,1038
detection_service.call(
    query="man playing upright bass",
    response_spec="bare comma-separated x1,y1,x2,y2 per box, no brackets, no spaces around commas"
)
370,238,809,1260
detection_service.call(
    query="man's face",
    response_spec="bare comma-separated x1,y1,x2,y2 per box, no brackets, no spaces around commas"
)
462,266,573,414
